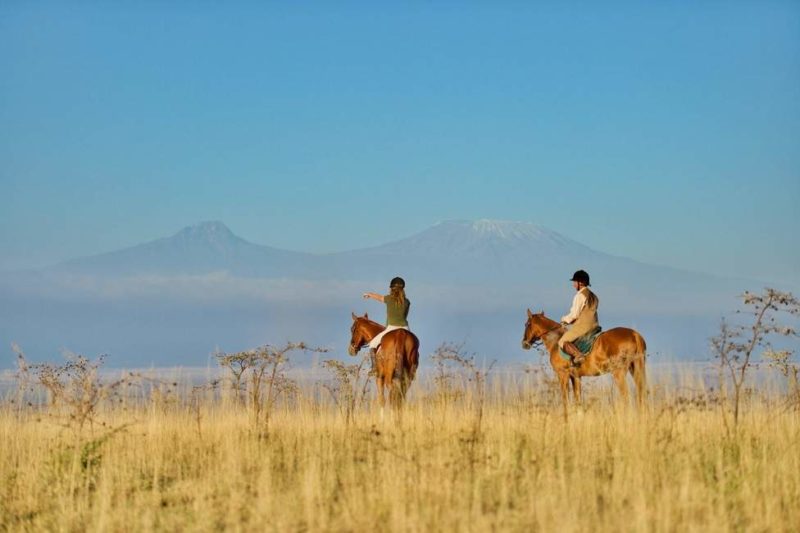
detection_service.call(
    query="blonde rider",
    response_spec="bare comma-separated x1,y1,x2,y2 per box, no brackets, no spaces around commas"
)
362,277,411,354
559,270,600,365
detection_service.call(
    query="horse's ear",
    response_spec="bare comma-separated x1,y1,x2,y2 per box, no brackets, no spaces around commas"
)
351,312,357,320
364,312,369,320
539,310,544,316
526,308,533,318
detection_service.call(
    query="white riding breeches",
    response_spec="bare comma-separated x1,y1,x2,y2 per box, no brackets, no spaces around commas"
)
368,325,409,350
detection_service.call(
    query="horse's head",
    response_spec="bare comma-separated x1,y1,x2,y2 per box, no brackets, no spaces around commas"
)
521,308,549,350
348,312,371,356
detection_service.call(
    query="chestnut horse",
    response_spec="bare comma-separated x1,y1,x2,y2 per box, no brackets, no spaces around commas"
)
521,309,647,411
348,312,420,409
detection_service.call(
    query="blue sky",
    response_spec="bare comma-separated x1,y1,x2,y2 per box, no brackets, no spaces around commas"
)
1,2,798,284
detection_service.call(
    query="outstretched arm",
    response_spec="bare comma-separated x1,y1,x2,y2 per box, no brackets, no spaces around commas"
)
362,292,385,302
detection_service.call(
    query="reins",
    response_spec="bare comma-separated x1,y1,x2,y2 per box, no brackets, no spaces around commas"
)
528,322,563,346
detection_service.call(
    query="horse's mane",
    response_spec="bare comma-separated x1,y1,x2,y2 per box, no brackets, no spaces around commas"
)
356,316,385,332
534,313,562,329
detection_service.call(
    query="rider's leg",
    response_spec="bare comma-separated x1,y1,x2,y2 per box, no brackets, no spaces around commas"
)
368,326,407,357
558,331,585,365
368,330,386,354
562,341,584,364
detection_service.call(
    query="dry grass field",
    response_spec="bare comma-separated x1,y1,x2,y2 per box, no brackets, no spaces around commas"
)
1,356,799,533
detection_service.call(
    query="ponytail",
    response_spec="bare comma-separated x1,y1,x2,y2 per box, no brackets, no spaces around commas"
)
390,286,406,308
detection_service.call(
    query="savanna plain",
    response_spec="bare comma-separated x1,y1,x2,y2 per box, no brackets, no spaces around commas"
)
1,343,799,533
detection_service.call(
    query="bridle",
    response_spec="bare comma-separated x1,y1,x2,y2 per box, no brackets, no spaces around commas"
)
349,323,366,354
350,317,380,354
524,321,563,347
350,339,369,354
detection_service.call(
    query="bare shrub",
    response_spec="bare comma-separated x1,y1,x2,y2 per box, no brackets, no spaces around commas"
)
214,347,249,405
430,346,464,406
146,379,179,415
764,349,800,410
10,343,32,416
430,343,495,435
712,288,799,428
22,350,133,435
216,342,327,434
11,347,136,493
321,354,371,425
188,380,220,438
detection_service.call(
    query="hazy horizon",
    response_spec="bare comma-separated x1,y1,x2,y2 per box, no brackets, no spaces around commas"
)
3,218,796,368
6,218,797,288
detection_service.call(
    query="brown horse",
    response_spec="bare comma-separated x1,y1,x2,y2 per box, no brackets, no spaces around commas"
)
348,312,420,409
521,309,647,411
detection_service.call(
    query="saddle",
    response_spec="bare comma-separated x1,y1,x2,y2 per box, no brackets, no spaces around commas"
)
559,326,602,361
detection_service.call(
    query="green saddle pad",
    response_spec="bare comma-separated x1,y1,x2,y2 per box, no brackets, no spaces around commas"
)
559,327,603,361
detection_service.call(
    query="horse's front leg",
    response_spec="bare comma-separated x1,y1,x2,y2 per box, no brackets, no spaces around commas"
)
570,375,582,404
557,371,570,420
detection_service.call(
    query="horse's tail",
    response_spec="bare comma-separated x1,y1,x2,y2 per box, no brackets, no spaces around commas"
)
635,332,647,360
405,331,420,382
388,330,418,381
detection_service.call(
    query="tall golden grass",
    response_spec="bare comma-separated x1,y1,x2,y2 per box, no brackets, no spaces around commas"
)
1,363,799,532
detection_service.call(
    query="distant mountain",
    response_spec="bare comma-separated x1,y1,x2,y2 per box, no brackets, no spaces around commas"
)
54,221,316,278
42,219,753,313
330,219,607,283
51,219,598,282
327,220,748,311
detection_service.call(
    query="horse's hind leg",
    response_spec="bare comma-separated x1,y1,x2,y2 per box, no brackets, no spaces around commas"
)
557,371,570,420
629,357,647,408
376,376,386,420
385,351,404,411
390,372,407,410
611,369,630,406
397,371,410,402
389,375,401,410
391,383,404,410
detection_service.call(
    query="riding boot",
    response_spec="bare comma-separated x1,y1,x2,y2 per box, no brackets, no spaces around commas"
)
562,342,585,365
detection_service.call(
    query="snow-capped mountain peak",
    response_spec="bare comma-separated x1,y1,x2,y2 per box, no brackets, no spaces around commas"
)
170,221,243,246
361,219,586,257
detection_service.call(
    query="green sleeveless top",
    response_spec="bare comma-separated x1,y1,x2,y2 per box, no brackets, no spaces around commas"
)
383,294,410,327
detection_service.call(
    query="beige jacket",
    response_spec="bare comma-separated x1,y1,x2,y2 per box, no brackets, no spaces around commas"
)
560,287,600,344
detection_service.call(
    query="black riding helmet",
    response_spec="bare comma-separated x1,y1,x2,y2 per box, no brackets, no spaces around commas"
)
390,276,406,288
570,270,591,286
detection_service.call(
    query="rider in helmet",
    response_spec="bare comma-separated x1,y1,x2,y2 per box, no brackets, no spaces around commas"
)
559,270,600,365
362,276,411,354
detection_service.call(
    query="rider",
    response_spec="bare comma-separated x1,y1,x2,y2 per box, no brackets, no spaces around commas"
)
362,276,411,355
559,270,600,365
